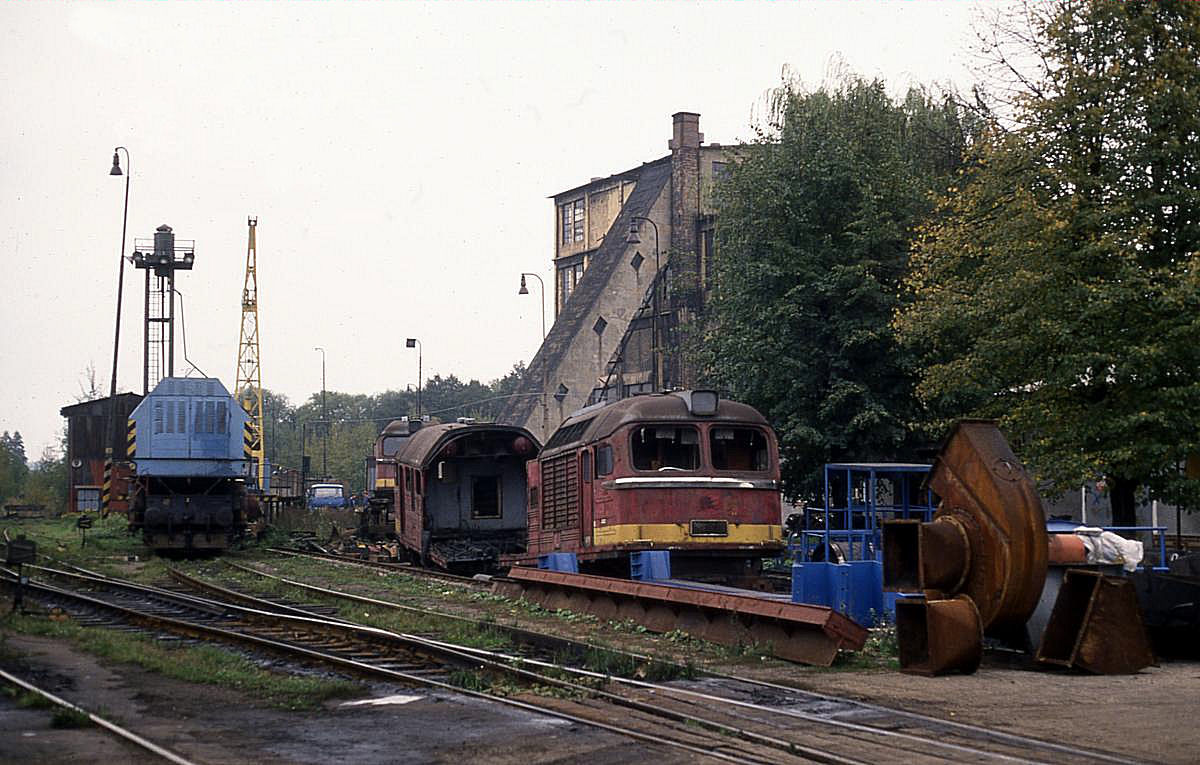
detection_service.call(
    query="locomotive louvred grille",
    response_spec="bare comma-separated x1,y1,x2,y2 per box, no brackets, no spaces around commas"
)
541,454,579,530
690,520,729,537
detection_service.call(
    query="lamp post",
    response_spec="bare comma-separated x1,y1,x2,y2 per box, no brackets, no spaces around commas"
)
406,338,422,418
626,216,662,391
314,346,326,478
518,273,549,437
106,148,131,462
518,273,546,340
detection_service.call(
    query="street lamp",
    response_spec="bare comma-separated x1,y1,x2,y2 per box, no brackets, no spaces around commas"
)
106,147,131,467
406,338,422,418
518,273,546,340
626,216,662,391
314,346,326,478
518,272,549,437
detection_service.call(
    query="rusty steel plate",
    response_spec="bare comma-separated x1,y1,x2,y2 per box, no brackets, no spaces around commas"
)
497,566,866,666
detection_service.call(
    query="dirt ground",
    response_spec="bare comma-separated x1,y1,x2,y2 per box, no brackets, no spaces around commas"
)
743,654,1200,764
0,633,694,765
4,629,1197,765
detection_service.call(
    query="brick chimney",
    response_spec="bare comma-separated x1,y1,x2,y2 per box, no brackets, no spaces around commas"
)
669,112,701,258
667,111,703,388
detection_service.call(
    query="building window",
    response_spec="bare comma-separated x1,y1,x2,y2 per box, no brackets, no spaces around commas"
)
558,261,586,309
560,199,584,245
712,161,730,181
76,488,101,512
623,382,654,398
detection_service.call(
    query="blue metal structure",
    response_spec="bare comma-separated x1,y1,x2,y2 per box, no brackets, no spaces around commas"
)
126,377,252,551
128,377,248,476
791,463,936,626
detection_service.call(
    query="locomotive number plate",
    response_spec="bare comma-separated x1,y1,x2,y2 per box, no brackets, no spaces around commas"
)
689,520,728,537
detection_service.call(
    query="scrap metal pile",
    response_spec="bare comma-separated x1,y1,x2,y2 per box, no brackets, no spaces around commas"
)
882,421,1155,675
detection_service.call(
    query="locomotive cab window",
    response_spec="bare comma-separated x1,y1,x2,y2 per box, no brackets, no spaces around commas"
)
632,426,700,471
471,476,502,519
596,443,613,476
710,427,769,471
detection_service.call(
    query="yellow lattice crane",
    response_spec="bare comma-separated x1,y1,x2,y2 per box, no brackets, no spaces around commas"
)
235,217,265,490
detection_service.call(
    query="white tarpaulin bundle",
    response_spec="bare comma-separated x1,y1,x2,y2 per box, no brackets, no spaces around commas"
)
1075,527,1145,572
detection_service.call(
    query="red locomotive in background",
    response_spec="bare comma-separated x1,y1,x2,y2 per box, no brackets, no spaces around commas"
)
519,390,785,581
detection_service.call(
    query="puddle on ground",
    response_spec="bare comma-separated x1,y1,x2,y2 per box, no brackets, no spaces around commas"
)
339,694,424,708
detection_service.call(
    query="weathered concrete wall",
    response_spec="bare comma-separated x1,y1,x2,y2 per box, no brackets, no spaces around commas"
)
500,161,673,442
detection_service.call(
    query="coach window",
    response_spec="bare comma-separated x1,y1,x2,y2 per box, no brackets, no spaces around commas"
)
596,443,613,476
631,426,700,471
710,427,769,471
581,451,592,482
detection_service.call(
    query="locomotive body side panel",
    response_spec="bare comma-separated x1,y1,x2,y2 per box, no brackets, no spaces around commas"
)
523,392,784,571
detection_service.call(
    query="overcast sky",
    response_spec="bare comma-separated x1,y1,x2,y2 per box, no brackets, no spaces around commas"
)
0,1,1000,461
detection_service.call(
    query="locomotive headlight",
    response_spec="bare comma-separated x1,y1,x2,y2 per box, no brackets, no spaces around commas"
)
689,390,719,416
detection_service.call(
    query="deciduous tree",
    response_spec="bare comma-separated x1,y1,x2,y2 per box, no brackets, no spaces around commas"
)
896,0,1200,522
701,77,975,497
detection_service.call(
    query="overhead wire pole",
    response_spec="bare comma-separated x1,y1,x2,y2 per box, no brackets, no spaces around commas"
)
235,217,265,491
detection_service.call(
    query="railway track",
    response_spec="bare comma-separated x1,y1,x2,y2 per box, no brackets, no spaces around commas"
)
1,565,785,763
0,667,198,765
192,560,1143,765
263,546,487,588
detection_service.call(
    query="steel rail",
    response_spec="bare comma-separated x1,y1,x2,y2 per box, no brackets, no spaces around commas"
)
220,560,1127,764
168,566,859,764
25,556,1138,764
263,547,486,587
701,672,1142,765
0,667,198,765
223,560,663,665
5,571,768,764
421,639,1050,765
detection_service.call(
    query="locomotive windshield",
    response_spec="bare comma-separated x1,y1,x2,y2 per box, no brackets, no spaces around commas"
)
631,426,700,471
710,427,769,471
381,436,406,456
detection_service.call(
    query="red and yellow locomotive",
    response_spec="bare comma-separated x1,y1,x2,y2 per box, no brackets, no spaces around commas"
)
522,390,785,580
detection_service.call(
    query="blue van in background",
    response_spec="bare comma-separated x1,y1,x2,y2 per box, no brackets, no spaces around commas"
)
307,483,347,509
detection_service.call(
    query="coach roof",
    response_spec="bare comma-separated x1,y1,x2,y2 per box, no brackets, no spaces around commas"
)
393,422,541,469
541,391,769,456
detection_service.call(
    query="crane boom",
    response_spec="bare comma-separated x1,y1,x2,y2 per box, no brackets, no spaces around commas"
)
235,217,265,490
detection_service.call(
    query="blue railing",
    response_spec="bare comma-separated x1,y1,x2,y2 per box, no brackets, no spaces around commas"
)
792,463,935,564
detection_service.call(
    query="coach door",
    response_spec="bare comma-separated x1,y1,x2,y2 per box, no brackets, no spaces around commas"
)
579,448,595,547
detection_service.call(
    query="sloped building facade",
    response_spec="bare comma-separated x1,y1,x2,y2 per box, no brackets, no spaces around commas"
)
501,112,732,440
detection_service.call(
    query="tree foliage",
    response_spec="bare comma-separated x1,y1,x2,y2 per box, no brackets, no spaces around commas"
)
700,77,977,497
259,363,531,493
896,0,1200,519
0,431,29,503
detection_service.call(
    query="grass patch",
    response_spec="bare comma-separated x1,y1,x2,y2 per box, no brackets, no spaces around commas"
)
580,646,695,682
2,614,362,710
828,624,900,671
50,706,92,728
15,690,54,709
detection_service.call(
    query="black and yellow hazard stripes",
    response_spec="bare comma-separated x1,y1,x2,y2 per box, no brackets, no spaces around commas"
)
243,421,256,459
101,450,112,515
126,418,137,458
